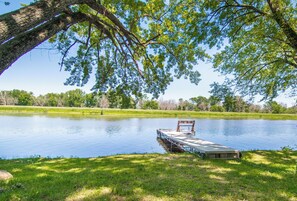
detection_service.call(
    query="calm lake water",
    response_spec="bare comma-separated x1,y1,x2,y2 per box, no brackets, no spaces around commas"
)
0,115,297,159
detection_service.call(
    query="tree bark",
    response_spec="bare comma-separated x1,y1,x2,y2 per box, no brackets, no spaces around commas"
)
267,0,297,50
0,0,138,75
0,13,84,75
0,0,88,44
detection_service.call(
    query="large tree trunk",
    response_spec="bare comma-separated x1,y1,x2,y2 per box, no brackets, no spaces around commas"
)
0,0,89,44
267,0,297,50
0,13,84,75
0,0,143,75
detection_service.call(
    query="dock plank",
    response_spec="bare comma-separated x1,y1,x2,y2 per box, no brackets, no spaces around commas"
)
157,129,241,159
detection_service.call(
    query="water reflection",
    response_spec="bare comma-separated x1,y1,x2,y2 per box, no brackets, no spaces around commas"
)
0,115,296,159
105,126,121,136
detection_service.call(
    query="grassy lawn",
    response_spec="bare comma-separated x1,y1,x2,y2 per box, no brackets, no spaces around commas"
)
0,151,297,201
1,106,297,119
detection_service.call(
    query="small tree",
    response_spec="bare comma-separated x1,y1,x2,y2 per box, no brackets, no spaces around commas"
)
209,83,236,112
190,96,209,111
63,89,85,107
0,91,17,105
142,100,159,110
45,93,59,107
98,95,109,108
248,104,262,113
210,105,225,112
34,95,46,106
264,101,287,114
10,89,34,106
158,99,177,110
85,93,97,107
286,105,297,114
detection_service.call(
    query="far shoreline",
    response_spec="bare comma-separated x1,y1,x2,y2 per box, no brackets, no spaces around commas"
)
1,105,297,120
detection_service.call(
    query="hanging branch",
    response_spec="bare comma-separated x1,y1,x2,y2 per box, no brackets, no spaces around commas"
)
60,40,77,71
85,22,92,48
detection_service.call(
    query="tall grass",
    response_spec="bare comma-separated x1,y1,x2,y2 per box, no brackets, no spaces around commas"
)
0,105,297,119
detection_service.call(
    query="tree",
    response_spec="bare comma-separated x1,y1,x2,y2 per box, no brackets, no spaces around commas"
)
106,90,120,108
178,98,195,111
45,93,59,106
190,96,209,111
34,95,47,106
10,89,34,106
209,82,236,112
3,1,295,100
248,103,262,113
0,91,17,105
135,96,147,109
223,96,236,112
234,96,248,112
287,105,297,114
158,99,177,110
210,105,225,112
142,100,159,110
0,0,202,98
63,89,85,107
183,100,196,111
85,92,97,107
208,95,221,107
57,93,65,107
264,101,287,114
98,94,109,108
119,95,135,109
188,0,297,99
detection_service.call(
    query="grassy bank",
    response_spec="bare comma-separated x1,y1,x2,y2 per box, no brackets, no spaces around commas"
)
0,151,296,200
1,106,297,119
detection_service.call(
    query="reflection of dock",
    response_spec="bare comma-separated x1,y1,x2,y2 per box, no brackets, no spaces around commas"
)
157,121,241,159
156,137,184,153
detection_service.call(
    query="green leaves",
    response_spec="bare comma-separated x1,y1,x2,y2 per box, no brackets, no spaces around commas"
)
45,0,297,100
3,0,297,100
193,0,297,100
50,0,203,98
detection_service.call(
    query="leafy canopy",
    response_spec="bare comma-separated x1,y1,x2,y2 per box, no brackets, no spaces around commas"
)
48,0,205,98
187,0,297,100
2,0,296,100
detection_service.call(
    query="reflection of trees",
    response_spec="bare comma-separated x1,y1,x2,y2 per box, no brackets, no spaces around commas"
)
105,125,121,137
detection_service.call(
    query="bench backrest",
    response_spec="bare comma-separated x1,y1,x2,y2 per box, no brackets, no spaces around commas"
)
176,120,195,134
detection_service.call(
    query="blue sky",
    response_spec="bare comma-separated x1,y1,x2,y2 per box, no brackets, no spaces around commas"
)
0,1,295,106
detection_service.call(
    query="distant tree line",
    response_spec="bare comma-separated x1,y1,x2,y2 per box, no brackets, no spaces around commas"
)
0,89,296,114
0,89,134,109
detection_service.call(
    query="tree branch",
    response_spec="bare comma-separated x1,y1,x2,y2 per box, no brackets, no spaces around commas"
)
0,13,84,75
60,39,77,70
85,1,142,45
284,60,297,69
85,22,92,48
0,0,85,44
267,0,297,50
230,0,268,16
142,34,161,47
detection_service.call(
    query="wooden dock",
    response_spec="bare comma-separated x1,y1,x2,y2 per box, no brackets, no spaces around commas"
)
157,121,241,159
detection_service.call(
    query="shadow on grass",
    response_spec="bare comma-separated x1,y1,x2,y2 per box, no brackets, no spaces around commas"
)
0,151,296,201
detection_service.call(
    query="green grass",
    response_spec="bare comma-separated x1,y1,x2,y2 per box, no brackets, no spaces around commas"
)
1,105,297,119
0,151,296,200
